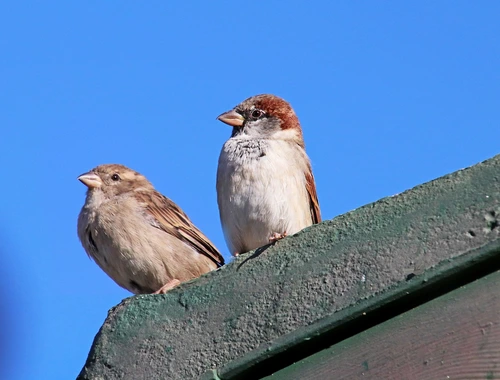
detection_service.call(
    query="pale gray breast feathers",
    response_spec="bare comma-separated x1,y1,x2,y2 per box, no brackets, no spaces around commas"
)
217,138,312,253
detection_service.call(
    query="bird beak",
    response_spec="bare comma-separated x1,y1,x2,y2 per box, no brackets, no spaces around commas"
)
78,172,103,189
217,109,245,127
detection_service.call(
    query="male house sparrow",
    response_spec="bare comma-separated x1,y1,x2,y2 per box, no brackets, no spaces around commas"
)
77,164,224,294
216,94,321,255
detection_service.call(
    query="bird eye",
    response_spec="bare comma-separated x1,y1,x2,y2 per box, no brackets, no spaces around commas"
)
251,109,263,119
111,174,121,181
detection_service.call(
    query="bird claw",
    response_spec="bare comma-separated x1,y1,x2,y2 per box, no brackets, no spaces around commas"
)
153,279,181,294
269,231,287,244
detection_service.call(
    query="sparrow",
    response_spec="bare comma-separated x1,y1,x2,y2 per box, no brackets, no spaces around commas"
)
77,164,224,294
216,94,321,255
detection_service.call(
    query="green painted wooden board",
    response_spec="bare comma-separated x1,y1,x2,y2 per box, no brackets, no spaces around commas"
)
264,270,500,380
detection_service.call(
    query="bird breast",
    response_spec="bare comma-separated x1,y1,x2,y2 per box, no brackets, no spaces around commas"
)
78,194,211,293
217,138,312,253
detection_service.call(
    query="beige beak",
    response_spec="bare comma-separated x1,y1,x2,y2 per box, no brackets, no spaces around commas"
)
78,172,103,189
217,109,245,127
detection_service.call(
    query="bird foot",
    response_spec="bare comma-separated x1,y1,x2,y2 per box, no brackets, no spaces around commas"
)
153,279,181,294
269,231,287,244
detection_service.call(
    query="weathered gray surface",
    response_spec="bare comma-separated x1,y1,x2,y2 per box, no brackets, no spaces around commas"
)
78,154,500,380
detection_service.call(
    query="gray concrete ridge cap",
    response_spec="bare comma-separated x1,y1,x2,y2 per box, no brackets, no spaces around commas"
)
78,154,500,380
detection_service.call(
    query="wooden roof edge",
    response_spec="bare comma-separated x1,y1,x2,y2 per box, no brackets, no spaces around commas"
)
210,239,500,379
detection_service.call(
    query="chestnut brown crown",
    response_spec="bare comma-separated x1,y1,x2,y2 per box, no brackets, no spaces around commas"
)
217,94,304,143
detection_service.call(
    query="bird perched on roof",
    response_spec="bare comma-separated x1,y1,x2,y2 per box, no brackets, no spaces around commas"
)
77,164,224,294
216,94,321,256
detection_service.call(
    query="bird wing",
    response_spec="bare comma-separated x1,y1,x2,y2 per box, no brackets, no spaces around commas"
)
305,167,321,224
136,190,224,267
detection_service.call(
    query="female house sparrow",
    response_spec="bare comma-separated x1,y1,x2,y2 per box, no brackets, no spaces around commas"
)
77,164,224,294
216,94,321,255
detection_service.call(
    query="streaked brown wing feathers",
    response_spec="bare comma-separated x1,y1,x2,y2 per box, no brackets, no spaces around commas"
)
305,168,321,224
138,191,224,266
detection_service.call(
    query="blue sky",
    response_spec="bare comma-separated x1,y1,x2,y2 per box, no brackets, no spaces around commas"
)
1,2,499,379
